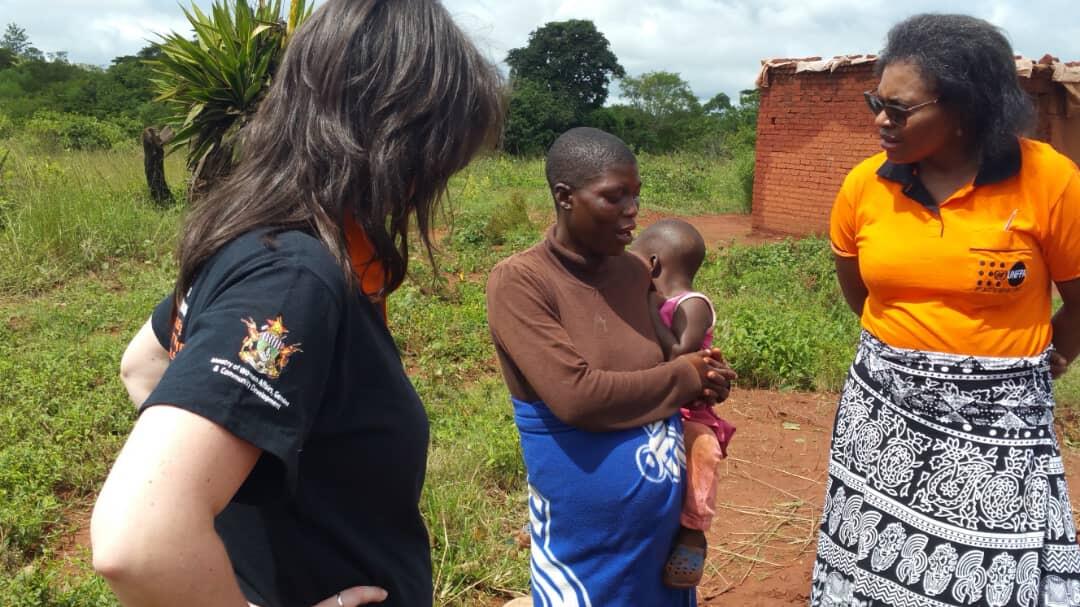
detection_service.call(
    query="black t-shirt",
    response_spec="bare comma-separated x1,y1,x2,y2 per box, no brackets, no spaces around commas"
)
146,230,431,607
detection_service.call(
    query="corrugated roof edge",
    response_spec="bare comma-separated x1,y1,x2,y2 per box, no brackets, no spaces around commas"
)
756,55,1080,88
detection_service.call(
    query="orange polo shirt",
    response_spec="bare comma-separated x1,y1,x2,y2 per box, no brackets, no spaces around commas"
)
830,138,1080,357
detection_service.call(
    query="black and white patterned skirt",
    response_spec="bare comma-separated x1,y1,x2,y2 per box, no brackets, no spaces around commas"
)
811,332,1080,607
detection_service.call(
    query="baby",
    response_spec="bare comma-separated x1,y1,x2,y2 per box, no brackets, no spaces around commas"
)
632,218,736,589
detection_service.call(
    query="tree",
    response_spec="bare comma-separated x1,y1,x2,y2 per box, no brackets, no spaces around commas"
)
619,71,700,120
586,105,657,153
703,92,731,116
506,20,624,119
1,23,29,56
503,79,576,156
0,47,15,70
149,0,312,194
617,71,705,153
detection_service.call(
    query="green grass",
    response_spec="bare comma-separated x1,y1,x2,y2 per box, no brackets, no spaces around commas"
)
0,140,185,296
1060,369,1080,414
1,143,1077,605
700,237,860,392
446,150,751,224
0,260,174,603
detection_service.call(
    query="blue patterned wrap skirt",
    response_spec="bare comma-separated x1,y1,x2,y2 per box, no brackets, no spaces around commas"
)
512,397,696,606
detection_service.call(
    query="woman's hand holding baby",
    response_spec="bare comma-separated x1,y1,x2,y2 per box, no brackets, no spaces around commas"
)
679,348,737,404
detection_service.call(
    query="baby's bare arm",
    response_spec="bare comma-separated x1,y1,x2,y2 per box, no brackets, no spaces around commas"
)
669,298,713,357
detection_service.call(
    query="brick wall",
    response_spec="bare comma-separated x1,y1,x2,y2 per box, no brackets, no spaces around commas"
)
751,63,879,236
751,60,1077,236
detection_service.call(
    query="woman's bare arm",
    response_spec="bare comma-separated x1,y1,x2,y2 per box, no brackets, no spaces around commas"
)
834,255,868,316
91,405,262,606
119,317,170,407
1052,278,1080,378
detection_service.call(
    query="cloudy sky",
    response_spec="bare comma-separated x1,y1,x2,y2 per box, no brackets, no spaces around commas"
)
3,0,1079,101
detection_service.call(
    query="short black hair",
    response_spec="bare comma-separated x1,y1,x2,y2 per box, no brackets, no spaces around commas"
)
877,13,1033,160
633,218,707,278
545,127,637,192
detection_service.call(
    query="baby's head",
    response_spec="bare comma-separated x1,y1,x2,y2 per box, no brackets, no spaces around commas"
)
545,127,637,206
631,219,707,285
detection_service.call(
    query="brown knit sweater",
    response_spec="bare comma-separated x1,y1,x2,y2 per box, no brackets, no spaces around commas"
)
486,227,703,431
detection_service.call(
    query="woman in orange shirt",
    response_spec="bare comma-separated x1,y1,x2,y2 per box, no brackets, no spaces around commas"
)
812,14,1080,607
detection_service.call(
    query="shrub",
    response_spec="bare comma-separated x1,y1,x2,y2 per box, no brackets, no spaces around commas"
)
24,111,128,151
0,112,13,139
483,192,533,245
700,238,860,391
717,143,755,214
502,78,576,156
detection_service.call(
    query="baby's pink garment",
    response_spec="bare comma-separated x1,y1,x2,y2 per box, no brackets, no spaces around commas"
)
658,292,714,349
659,292,736,456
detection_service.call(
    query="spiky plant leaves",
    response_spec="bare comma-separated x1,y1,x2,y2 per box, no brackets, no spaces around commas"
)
147,0,311,195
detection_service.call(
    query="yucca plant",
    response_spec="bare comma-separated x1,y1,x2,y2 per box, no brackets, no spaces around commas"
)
148,0,312,195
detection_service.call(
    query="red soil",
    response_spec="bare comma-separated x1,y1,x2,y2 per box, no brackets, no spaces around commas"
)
697,390,1080,606
639,211,788,248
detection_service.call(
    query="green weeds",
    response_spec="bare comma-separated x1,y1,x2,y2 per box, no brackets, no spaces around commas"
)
0,140,184,295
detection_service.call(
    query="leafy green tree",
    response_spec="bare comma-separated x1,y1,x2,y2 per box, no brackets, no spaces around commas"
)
620,71,700,119
102,45,169,127
21,46,44,62
1,23,29,56
719,89,760,147
503,79,576,156
0,48,16,70
617,71,705,152
506,19,624,119
149,0,312,191
703,92,732,116
586,105,657,152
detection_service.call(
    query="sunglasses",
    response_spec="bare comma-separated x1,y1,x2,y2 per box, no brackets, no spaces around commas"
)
863,91,939,126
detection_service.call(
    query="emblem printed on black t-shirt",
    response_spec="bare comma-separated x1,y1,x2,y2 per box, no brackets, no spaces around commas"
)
168,297,190,360
239,316,302,380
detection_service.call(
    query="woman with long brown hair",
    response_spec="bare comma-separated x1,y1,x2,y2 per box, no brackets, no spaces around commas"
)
91,2,503,606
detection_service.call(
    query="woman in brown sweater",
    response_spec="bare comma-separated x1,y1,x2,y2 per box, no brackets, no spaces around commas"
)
486,127,734,605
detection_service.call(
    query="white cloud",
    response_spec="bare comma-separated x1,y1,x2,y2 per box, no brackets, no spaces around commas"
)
3,0,1078,98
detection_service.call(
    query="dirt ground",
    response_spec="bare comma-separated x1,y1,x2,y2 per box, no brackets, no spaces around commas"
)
695,390,1080,606
696,389,832,605
639,211,789,248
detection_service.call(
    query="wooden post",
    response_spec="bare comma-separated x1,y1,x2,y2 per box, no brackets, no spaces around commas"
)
142,126,172,206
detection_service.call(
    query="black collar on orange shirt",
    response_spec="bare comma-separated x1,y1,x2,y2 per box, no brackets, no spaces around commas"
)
875,137,1022,211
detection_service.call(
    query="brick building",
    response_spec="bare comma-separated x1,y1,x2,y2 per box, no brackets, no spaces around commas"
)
751,56,1080,236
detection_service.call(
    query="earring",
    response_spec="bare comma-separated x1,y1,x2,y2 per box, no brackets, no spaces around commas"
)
560,202,571,210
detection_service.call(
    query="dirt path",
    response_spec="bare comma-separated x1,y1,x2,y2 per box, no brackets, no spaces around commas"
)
697,389,1080,606
638,211,787,248
696,389,833,605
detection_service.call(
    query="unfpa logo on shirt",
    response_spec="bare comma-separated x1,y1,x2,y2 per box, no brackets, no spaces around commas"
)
1007,261,1027,287
975,259,1026,293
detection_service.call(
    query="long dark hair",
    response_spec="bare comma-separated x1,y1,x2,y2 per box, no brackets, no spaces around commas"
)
876,13,1033,160
174,0,504,307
